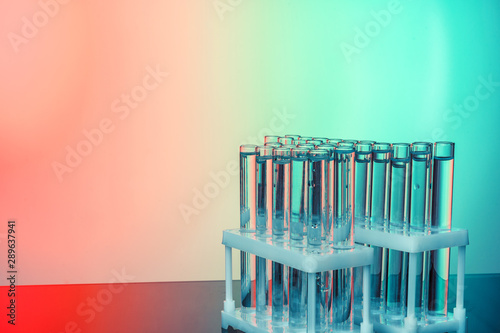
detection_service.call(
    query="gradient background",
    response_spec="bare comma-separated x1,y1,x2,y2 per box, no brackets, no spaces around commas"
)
0,0,499,297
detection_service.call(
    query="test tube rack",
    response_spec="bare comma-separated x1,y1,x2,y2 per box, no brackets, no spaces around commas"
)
221,229,375,333
353,226,469,333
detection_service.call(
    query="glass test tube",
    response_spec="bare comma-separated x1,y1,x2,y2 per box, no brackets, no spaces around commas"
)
256,146,273,318
370,143,392,314
272,147,291,324
240,144,257,311
331,146,355,330
308,149,330,331
408,142,432,317
427,142,455,317
289,146,310,330
386,143,411,319
352,142,373,311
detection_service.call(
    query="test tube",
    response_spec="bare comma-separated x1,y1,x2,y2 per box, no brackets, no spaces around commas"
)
370,143,392,314
331,145,355,330
265,135,281,143
427,142,455,318
272,147,291,324
256,146,273,318
352,142,373,312
240,144,257,311
279,137,295,145
289,147,310,330
290,147,310,245
408,142,432,317
308,149,330,331
386,143,411,319
318,143,336,242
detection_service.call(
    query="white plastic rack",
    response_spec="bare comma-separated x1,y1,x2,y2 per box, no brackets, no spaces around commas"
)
354,226,469,333
221,229,375,333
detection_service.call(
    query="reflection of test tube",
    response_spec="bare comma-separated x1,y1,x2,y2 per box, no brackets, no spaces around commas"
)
308,149,330,331
256,146,273,318
272,147,291,324
370,143,392,314
331,145,355,330
408,142,432,317
427,142,455,318
386,143,410,319
289,147,310,330
240,144,257,311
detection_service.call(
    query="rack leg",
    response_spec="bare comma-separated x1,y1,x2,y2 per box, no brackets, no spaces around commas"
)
307,272,315,332
404,252,418,332
360,264,373,333
224,245,235,313
454,245,467,333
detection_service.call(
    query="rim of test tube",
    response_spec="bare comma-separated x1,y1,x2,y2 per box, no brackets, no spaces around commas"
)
312,137,328,143
274,146,292,157
297,143,316,150
373,142,392,152
284,134,301,140
411,142,432,154
264,142,283,148
291,147,310,160
334,145,354,153
308,148,329,161
264,135,281,143
434,141,455,159
392,143,411,161
240,144,257,153
355,142,372,153
278,137,295,145
256,145,274,157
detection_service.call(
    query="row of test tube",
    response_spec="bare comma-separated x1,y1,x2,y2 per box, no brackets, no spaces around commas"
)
240,135,358,331
240,135,455,331
352,140,455,323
